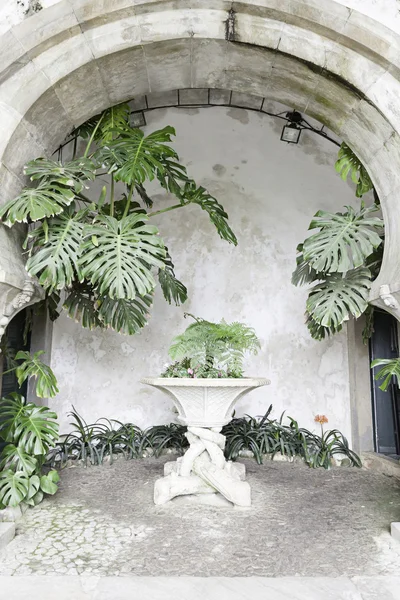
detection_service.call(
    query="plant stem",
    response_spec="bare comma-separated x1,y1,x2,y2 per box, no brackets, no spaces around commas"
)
76,193,92,204
122,185,134,218
110,174,115,217
72,136,78,160
148,203,184,218
83,114,104,159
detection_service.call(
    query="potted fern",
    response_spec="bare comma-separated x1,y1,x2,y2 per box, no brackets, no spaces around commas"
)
142,316,269,506
142,314,269,427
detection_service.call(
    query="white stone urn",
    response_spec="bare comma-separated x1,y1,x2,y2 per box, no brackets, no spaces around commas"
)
141,377,270,507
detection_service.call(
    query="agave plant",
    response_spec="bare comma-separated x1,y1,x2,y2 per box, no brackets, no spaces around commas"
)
293,142,384,341
0,103,237,336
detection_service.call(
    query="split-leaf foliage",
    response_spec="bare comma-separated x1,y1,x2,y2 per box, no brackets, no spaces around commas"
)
0,103,237,336
292,142,383,341
0,353,59,508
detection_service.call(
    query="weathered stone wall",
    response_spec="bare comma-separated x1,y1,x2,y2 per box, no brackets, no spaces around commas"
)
49,106,356,438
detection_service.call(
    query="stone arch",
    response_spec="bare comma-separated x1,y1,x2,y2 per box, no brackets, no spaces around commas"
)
1,0,400,324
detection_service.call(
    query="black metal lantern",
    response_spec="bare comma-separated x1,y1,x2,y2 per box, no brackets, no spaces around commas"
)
280,111,303,144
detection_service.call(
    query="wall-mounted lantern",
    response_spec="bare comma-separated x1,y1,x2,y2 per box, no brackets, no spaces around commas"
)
280,111,303,144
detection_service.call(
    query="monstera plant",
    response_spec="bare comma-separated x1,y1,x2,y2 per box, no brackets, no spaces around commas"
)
0,103,237,335
293,143,384,341
0,351,59,508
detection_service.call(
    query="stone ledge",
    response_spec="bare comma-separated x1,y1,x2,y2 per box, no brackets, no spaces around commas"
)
361,452,400,479
0,522,15,549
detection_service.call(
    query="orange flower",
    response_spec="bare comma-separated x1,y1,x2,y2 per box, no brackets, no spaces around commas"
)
314,414,328,424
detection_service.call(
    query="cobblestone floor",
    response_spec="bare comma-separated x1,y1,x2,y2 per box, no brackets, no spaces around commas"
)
0,458,400,577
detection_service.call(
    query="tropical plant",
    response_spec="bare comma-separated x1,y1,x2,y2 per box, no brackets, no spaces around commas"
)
293,142,384,341
0,351,60,508
370,357,400,391
335,143,374,198
161,314,260,378
52,406,360,470
0,103,237,336
223,408,361,468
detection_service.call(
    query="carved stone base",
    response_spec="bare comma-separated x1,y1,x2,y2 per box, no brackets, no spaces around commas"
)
154,426,251,507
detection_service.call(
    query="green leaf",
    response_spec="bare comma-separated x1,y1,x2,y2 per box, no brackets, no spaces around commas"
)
0,180,75,225
362,305,375,345
158,249,187,306
97,294,153,335
305,313,339,341
98,125,178,185
371,358,400,391
24,157,96,193
25,208,86,293
291,245,319,286
181,180,237,245
335,143,374,198
15,350,59,398
0,444,37,475
135,183,154,208
26,475,40,502
0,470,29,507
14,403,59,455
0,393,28,442
40,473,58,495
63,284,102,330
31,489,44,506
303,204,383,274
156,157,188,196
306,268,371,333
73,103,130,143
80,213,166,300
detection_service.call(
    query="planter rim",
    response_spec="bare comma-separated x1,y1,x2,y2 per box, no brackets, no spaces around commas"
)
141,377,270,387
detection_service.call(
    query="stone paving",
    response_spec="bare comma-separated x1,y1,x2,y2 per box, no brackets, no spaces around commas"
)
0,457,400,577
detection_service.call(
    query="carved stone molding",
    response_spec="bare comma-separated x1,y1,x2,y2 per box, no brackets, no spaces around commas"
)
0,279,43,338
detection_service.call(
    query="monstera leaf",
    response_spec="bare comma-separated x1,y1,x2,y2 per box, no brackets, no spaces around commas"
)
73,103,130,143
0,181,75,225
40,470,60,495
97,294,153,335
24,157,96,192
306,268,371,333
158,249,187,306
303,205,383,274
371,358,400,391
26,209,86,292
15,350,59,399
0,444,37,475
64,284,102,330
291,244,319,287
335,143,374,198
156,156,188,196
98,126,178,185
80,213,166,299
181,180,237,245
13,404,59,455
0,470,29,507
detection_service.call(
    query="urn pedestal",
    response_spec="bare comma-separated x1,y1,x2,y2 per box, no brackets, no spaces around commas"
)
141,377,270,507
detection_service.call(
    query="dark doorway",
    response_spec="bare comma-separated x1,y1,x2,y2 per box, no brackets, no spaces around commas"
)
369,310,400,457
1,309,31,399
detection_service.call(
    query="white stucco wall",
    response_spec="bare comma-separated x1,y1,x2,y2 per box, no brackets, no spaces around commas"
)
48,106,359,440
